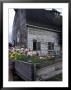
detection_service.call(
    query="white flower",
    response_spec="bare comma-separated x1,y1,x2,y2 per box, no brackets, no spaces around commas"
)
40,57,44,59
32,51,37,55
27,51,33,56
24,48,28,52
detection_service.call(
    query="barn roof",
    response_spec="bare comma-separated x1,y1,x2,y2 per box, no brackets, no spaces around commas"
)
15,9,62,31
26,9,62,31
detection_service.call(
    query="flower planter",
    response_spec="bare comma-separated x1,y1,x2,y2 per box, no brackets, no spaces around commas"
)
9,60,15,81
9,60,62,81
14,60,36,81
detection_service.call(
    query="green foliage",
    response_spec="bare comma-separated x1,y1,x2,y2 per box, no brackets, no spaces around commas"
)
9,51,55,64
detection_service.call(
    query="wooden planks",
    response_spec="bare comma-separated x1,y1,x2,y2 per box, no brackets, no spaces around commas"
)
36,61,62,80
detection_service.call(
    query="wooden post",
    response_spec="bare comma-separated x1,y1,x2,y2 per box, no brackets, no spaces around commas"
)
32,64,36,81
9,60,15,81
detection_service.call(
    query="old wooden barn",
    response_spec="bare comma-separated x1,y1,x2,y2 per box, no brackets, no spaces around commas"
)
12,9,62,56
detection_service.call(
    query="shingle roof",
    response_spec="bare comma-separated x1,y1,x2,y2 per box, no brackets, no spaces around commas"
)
14,9,62,31
26,9,62,31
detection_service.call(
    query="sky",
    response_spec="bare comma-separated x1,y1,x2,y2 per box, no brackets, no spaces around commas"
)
8,9,15,43
8,8,62,43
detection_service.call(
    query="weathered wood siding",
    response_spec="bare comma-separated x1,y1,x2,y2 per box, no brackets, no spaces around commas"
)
12,9,28,48
27,26,60,55
12,9,62,51
15,61,36,81
36,61,62,80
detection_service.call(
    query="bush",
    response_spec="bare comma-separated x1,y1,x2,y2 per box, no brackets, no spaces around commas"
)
9,51,55,64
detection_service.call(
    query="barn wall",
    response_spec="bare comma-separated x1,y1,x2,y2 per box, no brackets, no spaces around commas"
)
27,26,60,55
12,9,28,48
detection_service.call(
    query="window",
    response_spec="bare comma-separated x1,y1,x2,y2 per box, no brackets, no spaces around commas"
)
33,40,41,51
33,40,37,50
37,42,41,50
48,42,54,50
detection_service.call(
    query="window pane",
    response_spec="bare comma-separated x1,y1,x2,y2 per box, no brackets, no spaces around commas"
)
48,42,54,50
48,45,52,50
48,42,51,46
37,42,41,50
33,40,37,50
52,43,54,50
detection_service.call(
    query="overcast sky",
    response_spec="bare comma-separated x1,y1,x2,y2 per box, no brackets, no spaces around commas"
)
8,8,62,43
8,9,15,43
